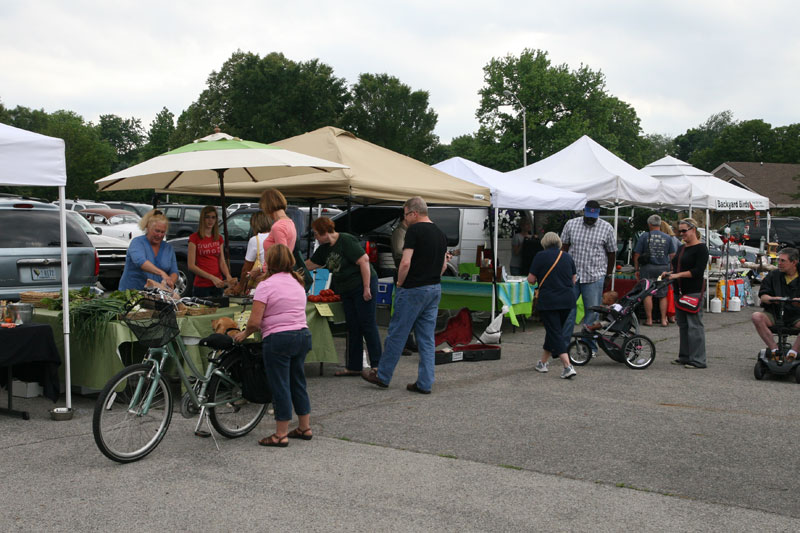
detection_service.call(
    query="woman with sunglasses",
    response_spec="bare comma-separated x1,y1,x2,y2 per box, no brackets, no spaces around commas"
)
664,218,709,368
188,205,234,298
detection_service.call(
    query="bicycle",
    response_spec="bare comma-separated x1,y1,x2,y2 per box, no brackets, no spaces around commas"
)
92,289,269,463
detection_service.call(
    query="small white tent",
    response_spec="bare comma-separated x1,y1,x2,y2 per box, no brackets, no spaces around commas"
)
505,135,690,207
433,156,587,211
0,123,73,414
641,155,769,211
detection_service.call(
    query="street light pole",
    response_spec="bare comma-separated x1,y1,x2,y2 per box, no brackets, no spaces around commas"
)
503,90,526,167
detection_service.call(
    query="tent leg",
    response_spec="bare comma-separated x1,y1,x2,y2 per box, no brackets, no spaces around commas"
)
59,186,72,411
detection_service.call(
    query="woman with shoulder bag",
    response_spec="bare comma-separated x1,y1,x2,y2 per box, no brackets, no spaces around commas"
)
528,232,578,379
665,218,709,369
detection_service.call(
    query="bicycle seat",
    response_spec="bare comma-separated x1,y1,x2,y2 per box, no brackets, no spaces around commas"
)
199,333,234,350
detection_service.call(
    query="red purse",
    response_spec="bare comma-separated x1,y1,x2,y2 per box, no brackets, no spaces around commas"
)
674,247,703,314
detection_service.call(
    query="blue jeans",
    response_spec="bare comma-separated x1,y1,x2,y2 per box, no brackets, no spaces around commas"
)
377,284,441,391
262,328,312,421
341,275,382,370
563,278,605,350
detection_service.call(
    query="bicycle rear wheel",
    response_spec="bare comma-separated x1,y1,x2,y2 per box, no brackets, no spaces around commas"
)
208,352,269,438
93,363,173,463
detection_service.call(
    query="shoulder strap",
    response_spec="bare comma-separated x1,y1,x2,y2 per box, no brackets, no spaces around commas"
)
539,250,563,288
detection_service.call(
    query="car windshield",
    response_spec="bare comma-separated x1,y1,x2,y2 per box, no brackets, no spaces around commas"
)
67,211,100,235
109,214,140,225
0,211,91,247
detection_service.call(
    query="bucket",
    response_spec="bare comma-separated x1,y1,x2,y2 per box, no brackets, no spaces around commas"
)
728,296,741,312
710,297,722,313
9,302,34,324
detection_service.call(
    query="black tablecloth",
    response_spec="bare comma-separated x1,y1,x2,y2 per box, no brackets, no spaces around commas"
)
0,323,61,402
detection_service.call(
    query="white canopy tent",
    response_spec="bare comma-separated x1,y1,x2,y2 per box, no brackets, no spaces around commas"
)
0,123,73,414
505,135,690,207
433,156,587,316
433,156,587,211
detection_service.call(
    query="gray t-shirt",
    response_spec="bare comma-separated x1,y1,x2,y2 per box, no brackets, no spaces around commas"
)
634,230,677,266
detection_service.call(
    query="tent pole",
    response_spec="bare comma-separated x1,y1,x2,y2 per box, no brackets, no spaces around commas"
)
492,207,498,320
706,208,710,310
611,204,618,291
216,169,231,268
59,186,72,411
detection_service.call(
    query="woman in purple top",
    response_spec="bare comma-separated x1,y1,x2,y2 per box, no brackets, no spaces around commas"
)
235,244,312,447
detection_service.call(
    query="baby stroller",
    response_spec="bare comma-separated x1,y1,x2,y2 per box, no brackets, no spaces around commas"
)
754,297,800,382
568,277,672,370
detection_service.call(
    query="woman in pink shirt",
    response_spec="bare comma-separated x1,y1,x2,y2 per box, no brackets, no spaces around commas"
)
235,244,312,447
260,188,296,254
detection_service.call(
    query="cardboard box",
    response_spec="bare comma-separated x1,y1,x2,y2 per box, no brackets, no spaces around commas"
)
12,380,42,398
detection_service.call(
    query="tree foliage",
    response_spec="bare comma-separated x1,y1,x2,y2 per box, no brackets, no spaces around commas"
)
171,50,349,146
341,73,439,162
141,107,175,160
98,114,145,171
473,49,646,170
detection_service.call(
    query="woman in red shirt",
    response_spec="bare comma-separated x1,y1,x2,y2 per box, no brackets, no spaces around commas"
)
188,205,234,298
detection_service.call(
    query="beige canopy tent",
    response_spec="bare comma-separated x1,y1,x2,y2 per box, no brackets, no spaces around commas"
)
166,127,490,207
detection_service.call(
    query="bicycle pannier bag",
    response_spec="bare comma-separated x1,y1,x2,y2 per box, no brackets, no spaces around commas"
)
238,344,272,404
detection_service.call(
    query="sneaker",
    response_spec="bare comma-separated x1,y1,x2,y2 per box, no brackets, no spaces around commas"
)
561,366,577,379
684,363,707,369
535,361,549,373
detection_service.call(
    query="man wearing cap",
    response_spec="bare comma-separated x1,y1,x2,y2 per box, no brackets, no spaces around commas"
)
560,200,616,351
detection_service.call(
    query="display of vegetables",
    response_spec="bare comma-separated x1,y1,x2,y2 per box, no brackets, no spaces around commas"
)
308,289,341,303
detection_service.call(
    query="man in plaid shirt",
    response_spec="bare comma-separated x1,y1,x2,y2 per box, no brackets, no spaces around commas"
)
560,200,616,351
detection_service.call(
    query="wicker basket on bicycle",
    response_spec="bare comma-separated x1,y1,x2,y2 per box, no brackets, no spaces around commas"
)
122,297,180,349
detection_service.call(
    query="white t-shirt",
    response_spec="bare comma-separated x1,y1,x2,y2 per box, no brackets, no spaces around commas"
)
245,232,269,263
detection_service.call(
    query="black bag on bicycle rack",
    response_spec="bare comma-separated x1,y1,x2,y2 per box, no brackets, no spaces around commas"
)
236,343,272,404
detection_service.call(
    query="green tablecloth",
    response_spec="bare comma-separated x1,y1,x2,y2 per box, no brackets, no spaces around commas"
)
35,301,342,390
439,279,534,327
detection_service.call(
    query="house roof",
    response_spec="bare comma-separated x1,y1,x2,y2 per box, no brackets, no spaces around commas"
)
711,162,800,208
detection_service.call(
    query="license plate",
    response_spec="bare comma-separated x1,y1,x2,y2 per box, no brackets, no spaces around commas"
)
32,267,56,281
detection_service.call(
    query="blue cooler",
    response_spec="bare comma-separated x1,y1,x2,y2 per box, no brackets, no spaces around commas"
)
376,277,394,305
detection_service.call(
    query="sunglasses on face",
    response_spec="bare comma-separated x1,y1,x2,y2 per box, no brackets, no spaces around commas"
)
678,229,688,234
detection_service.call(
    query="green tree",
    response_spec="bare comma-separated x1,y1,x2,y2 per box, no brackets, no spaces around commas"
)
640,133,677,165
476,49,645,170
172,50,349,146
690,119,775,171
674,110,735,164
141,107,175,160
341,73,439,162
98,114,145,171
771,124,800,163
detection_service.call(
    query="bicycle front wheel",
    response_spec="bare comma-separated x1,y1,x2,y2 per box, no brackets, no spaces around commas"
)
208,353,268,438
92,363,173,463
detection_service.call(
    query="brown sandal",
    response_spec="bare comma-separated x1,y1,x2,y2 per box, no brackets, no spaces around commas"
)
258,433,288,447
287,427,313,441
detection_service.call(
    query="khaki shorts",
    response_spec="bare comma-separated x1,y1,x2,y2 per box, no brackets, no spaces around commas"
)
763,311,800,328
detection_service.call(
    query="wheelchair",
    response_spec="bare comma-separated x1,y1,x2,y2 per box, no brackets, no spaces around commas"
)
754,297,800,382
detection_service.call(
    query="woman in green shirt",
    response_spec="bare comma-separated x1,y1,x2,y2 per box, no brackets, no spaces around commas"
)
306,217,382,376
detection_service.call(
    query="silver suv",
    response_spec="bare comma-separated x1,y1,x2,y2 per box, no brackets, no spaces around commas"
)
67,211,129,291
0,198,98,300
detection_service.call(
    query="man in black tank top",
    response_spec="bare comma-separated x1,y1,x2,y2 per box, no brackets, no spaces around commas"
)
362,196,448,393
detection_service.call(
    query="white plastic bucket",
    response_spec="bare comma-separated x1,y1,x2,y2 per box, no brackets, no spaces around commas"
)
728,296,741,312
710,298,722,313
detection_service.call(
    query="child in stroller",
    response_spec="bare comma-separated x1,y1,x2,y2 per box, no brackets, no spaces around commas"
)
568,277,672,369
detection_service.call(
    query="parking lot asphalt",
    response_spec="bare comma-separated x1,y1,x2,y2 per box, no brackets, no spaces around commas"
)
3,305,800,531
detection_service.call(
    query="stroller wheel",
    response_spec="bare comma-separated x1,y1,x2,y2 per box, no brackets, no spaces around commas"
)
568,340,593,366
621,335,655,369
754,359,767,380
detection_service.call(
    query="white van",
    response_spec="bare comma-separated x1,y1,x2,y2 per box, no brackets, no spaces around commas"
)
328,206,490,277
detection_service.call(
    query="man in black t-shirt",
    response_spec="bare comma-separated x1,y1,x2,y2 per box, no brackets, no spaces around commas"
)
362,196,448,394
752,247,800,360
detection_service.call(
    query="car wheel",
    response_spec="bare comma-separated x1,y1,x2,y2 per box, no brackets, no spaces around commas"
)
176,263,193,297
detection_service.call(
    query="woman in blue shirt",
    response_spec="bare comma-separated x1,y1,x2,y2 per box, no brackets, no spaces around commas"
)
528,231,578,379
119,209,178,291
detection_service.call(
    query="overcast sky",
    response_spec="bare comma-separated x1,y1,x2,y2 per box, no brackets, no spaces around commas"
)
2,1,798,145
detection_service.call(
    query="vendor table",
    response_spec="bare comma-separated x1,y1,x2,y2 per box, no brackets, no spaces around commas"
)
0,323,61,419
35,303,342,391
439,279,534,327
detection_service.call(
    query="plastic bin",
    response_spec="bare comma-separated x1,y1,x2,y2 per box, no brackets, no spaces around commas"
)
376,278,394,305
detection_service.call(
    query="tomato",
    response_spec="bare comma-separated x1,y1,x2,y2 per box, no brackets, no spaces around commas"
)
308,295,321,303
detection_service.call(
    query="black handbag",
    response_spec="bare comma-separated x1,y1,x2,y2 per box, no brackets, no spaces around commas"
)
638,232,652,266
237,343,272,404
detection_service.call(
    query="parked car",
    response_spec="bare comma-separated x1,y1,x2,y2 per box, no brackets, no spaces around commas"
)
104,201,152,217
79,208,144,241
158,204,222,239
52,199,110,211
0,198,98,300
728,217,800,249
226,202,258,215
169,206,303,296
67,211,130,291
699,228,758,263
